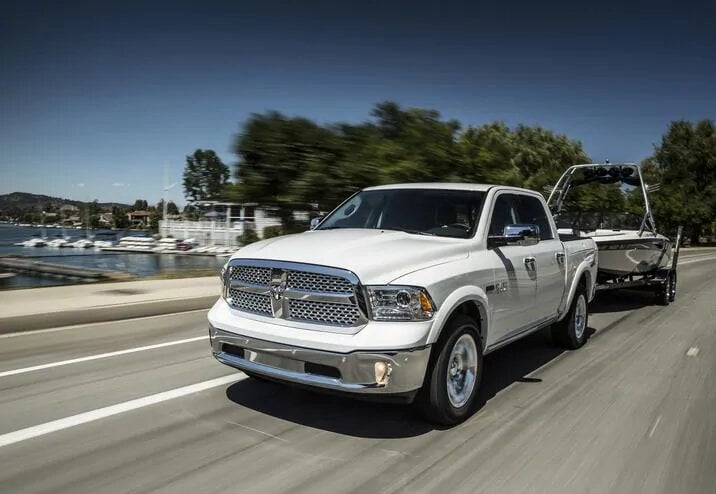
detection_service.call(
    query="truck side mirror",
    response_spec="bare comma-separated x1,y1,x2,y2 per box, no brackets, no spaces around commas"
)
309,217,324,230
488,224,540,248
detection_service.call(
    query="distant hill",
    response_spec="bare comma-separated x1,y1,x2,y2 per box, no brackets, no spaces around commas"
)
0,192,131,215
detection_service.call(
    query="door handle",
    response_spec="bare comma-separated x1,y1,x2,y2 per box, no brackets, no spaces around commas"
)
555,252,565,265
523,257,536,269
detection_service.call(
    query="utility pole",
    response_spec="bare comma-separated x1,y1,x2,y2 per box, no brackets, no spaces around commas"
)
162,162,177,237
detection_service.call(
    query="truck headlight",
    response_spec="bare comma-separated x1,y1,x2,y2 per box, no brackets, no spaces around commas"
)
366,286,436,321
219,263,229,294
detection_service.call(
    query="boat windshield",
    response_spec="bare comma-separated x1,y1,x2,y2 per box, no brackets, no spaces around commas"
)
317,188,486,239
557,211,643,232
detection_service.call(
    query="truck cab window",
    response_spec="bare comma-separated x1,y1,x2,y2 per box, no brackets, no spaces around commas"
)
515,195,553,240
489,194,517,236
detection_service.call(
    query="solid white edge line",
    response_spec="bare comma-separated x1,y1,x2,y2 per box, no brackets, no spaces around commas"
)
678,255,716,266
0,308,211,339
0,373,245,448
0,336,208,378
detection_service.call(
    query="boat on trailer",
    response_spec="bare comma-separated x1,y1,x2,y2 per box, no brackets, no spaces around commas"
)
547,163,682,304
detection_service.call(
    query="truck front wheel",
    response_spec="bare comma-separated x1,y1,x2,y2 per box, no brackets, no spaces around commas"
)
416,315,483,425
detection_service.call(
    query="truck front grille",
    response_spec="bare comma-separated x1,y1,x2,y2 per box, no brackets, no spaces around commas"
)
227,288,272,316
287,271,353,293
223,260,367,329
288,299,362,326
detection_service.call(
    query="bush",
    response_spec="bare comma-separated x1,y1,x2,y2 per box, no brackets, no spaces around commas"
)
238,229,259,246
262,226,283,239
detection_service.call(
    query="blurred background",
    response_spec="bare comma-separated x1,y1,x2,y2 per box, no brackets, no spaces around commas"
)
1,0,714,290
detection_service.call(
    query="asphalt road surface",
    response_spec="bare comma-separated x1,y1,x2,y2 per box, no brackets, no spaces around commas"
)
1,250,715,493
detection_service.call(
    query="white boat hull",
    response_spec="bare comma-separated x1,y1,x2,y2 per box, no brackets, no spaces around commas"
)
592,231,672,276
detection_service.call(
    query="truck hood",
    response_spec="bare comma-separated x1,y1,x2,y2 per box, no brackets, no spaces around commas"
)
232,228,469,285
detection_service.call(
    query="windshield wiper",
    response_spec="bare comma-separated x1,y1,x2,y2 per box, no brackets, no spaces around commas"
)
393,229,437,236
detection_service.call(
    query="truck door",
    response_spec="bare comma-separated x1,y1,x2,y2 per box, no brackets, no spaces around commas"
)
485,193,539,345
514,194,565,321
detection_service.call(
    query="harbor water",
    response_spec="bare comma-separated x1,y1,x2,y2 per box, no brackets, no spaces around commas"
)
0,224,225,289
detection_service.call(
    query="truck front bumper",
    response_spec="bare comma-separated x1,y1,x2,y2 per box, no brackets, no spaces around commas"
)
210,325,431,397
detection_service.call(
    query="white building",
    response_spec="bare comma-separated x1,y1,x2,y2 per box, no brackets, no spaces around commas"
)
158,202,307,247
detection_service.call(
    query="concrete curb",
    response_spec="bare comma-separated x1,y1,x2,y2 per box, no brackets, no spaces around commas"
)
0,295,218,334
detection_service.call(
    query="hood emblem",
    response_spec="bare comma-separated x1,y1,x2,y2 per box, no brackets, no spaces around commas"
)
270,279,287,300
269,268,288,317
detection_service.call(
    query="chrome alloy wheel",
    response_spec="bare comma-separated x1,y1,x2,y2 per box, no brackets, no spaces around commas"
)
446,333,478,408
574,294,587,340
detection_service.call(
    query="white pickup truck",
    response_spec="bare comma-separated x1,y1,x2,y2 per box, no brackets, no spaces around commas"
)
209,183,597,424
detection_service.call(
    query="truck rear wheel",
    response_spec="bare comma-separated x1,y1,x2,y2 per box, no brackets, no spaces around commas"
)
552,285,588,349
416,314,483,425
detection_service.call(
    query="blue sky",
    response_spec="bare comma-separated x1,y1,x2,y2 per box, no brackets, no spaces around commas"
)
1,0,714,206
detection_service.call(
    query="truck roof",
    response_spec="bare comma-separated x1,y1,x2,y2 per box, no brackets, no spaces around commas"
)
362,182,541,194
363,182,495,192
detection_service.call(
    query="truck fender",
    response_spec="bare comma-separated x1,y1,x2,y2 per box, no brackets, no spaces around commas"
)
558,259,594,321
427,286,490,349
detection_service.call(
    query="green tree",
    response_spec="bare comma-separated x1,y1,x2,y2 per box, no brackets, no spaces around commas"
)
112,206,130,229
132,199,148,211
183,149,230,202
642,120,716,243
233,102,597,230
235,112,344,227
156,200,180,216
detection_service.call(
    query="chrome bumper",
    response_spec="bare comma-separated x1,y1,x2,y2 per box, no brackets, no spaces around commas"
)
210,326,431,395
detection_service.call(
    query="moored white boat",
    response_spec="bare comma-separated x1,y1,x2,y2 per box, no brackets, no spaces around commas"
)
47,238,71,248
18,238,47,247
70,239,94,249
117,236,157,250
92,240,114,248
153,237,180,252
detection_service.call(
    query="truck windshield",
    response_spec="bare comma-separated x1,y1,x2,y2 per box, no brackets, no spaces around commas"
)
317,189,486,239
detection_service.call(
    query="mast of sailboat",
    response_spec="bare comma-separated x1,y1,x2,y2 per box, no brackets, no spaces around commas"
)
162,162,177,238
41,210,47,239
85,203,91,240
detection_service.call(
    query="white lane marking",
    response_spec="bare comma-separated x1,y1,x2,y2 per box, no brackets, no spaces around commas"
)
0,373,245,448
678,255,716,266
0,336,208,377
0,308,210,339
686,346,700,357
648,415,662,438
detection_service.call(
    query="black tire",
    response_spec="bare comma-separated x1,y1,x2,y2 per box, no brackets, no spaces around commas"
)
415,314,483,426
552,285,589,349
656,272,672,306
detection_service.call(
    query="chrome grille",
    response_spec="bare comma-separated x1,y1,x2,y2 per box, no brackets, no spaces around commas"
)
224,260,366,329
288,299,362,326
228,288,272,315
230,265,271,285
287,270,353,293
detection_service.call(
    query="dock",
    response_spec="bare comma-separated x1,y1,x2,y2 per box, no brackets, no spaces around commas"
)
0,256,133,282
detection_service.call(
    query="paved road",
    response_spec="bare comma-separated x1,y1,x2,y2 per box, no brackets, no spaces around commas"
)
1,251,715,493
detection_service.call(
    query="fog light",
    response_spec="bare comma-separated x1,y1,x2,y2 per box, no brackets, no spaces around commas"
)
374,361,392,386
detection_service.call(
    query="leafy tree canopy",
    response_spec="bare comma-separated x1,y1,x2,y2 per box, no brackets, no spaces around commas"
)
641,120,716,242
230,102,713,242
182,149,230,202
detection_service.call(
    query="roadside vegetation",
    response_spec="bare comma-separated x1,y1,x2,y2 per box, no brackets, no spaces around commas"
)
225,102,714,243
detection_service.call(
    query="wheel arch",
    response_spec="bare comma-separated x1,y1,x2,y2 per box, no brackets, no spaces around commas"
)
428,287,489,350
559,263,592,321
